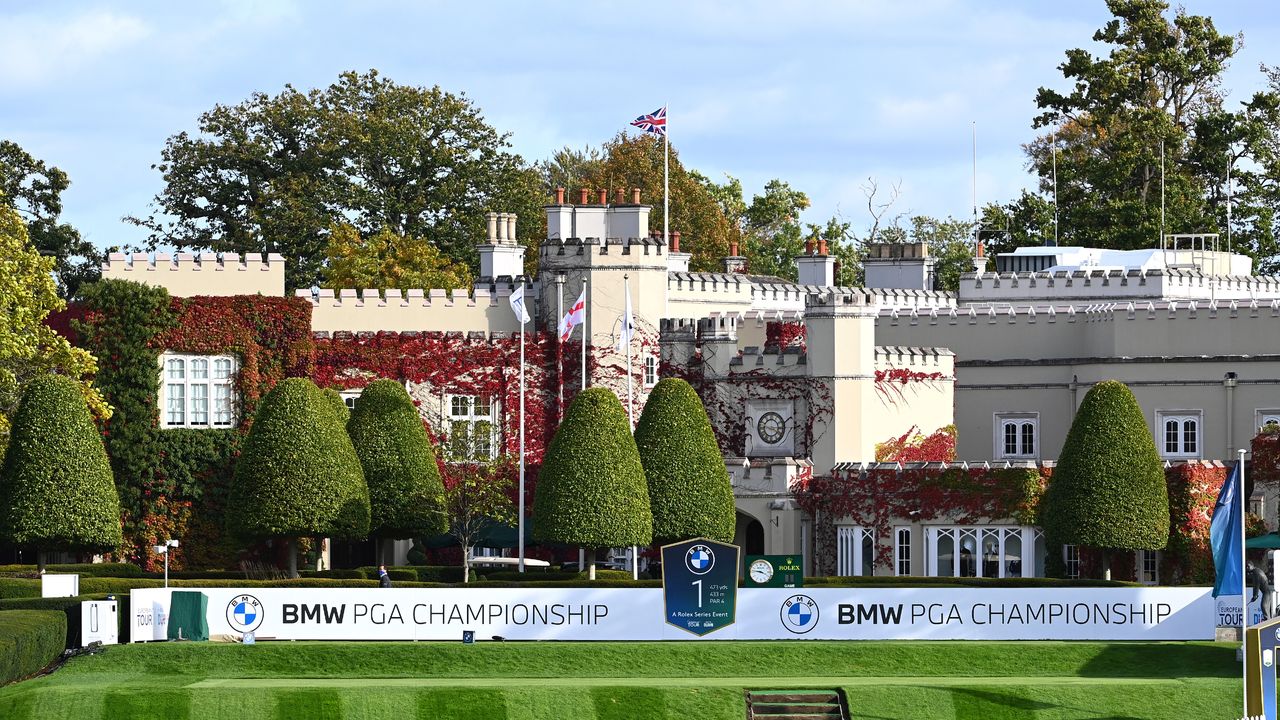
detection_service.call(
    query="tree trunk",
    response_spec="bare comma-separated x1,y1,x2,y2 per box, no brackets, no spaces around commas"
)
287,538,298,579
1102,549,1111,582
36,550,46,574
463,545,471,585
588,552,596,581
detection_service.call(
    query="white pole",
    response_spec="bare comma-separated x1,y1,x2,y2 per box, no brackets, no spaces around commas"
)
1227,161,1233,253
1051,132,1059,245
518,278,527,573
556,275,564,417
581,277,588,391
625,275,633,426
1240,447,1249,718
164,548,169,589
1160,139,1166,246
663,105,669,246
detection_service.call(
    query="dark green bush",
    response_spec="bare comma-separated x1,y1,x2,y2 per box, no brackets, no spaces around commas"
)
0,374,123,556
1041,380,1170,571
162,570,247,581
0,563,146,578
411,566,474,583
634,378,735,543
300,569,368,580
0,610,67,685
0,579,40,599
467,579,660,589
226,378,370,541
347,380,447,540
533,388,652,548
355,565,424,582
483,569,632,582
802,576,1140,588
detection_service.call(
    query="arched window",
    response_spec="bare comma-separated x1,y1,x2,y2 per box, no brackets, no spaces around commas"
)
643,355,658,386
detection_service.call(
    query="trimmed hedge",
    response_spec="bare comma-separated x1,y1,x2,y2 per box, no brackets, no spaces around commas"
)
0,610,66,686
300,569,367,580
0,374,123,554
482,569,633,582
347,380,447,539
1041,380,1170,564
634,378,735,544
0,563,146,578
0,579,41,599
533,388,652,548
802,576,1142,588
226,378,370,541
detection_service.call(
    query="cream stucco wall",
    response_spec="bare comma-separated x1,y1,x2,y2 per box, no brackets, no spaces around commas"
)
103,252,286,297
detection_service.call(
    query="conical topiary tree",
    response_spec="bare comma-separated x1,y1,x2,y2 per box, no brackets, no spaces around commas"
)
227,377,370,577
347,379,446,564
0,374,122,571
323,388,350,424
1040,380,1169,579
533,387,652,578
634,378,735,544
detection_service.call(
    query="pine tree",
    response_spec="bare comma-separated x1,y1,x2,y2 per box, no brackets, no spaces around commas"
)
634,378,735,543
0,374,122,570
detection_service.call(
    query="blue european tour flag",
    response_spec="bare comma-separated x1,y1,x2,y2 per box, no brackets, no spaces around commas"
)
1210,461,1244,598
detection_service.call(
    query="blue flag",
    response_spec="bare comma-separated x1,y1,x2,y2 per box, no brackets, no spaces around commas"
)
1210,461,1244,598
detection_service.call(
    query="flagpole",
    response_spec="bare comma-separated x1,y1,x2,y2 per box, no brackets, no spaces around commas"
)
518,277,527,573
579,275,587,575
556,274,564,420
1240,446,1248,717
663,104,669,246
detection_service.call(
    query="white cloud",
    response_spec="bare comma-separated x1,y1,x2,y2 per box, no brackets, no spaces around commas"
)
0,10,149,87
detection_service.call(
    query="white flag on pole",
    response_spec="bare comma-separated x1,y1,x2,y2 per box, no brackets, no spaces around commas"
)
558,288,586,341
509,283,530,325
616,281,634,353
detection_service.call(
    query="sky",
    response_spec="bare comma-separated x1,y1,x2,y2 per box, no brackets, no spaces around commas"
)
2,0,1278,251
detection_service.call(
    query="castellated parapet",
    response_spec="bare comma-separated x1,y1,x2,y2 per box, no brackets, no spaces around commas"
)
877,297,1280,362
298,281,532,334
102,252,286,297
958,267,1280,305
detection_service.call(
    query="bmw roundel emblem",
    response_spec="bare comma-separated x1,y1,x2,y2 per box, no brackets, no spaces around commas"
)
227,594,263,633
685,544,715,575
780,594,819,634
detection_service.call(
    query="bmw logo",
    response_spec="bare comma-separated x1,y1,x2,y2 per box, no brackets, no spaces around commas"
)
227,594,263,633
780,594,819,634
685,544,715,575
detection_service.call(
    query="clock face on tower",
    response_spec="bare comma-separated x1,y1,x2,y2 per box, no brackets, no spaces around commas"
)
757,411,786,445
749,558,775,584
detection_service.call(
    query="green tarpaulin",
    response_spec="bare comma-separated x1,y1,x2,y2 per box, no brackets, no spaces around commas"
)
167,591,209,641
1247,533,1280,549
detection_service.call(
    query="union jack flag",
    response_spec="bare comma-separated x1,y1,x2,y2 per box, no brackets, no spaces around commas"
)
630,106,666,136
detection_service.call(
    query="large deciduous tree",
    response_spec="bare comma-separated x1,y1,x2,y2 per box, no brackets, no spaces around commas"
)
0,205,107,457
0,140,102,298
130,70,546,290
322,223,473,291
1040,380,1169,579
0,374,122,570
532,387,652,578
227,378,370,577
1026,0,1242,251
346,380,447,564
634,379,735,544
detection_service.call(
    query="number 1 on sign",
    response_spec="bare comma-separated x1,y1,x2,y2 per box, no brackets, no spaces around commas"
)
692,580,702,608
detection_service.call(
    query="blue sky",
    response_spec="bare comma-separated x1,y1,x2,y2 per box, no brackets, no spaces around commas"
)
2,0,1277,250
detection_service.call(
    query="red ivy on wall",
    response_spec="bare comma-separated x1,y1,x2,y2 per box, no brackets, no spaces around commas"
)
1254,429,1280,486
875,425,957,463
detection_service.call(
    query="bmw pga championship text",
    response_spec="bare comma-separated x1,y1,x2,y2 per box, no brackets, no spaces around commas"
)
131,587,1215,642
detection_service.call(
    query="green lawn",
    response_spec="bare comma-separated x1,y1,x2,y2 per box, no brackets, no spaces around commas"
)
0,641,1241,719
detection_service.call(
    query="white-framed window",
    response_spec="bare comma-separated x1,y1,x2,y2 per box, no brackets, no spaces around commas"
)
994,412,1037,460
894,527,911,576
926,526,1034,578
160,353,237,429
339,389,362,412
447,394,499,461
836,525,875,577
1137,549,1159,585
1257,409,1280,433
1063,544,1080,580
643,355,658,387
1157,411,1201,459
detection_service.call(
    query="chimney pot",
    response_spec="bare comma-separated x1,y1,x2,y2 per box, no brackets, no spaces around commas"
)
977,240,985,258
555,187,565,204
805,238,815,255
597,189,607,205
506,214,517,244
818,239,829,256
632,187,641,204
672,230,681,253
578,188,589,205
615,188,625,204
730,240,740,257
486,212,498,244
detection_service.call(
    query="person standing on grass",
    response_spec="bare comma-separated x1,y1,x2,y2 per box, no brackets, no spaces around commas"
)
379,565,392,588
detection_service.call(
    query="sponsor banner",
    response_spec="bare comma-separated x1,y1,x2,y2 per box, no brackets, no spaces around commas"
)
130,586,1214,642
1215,594,1264,627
